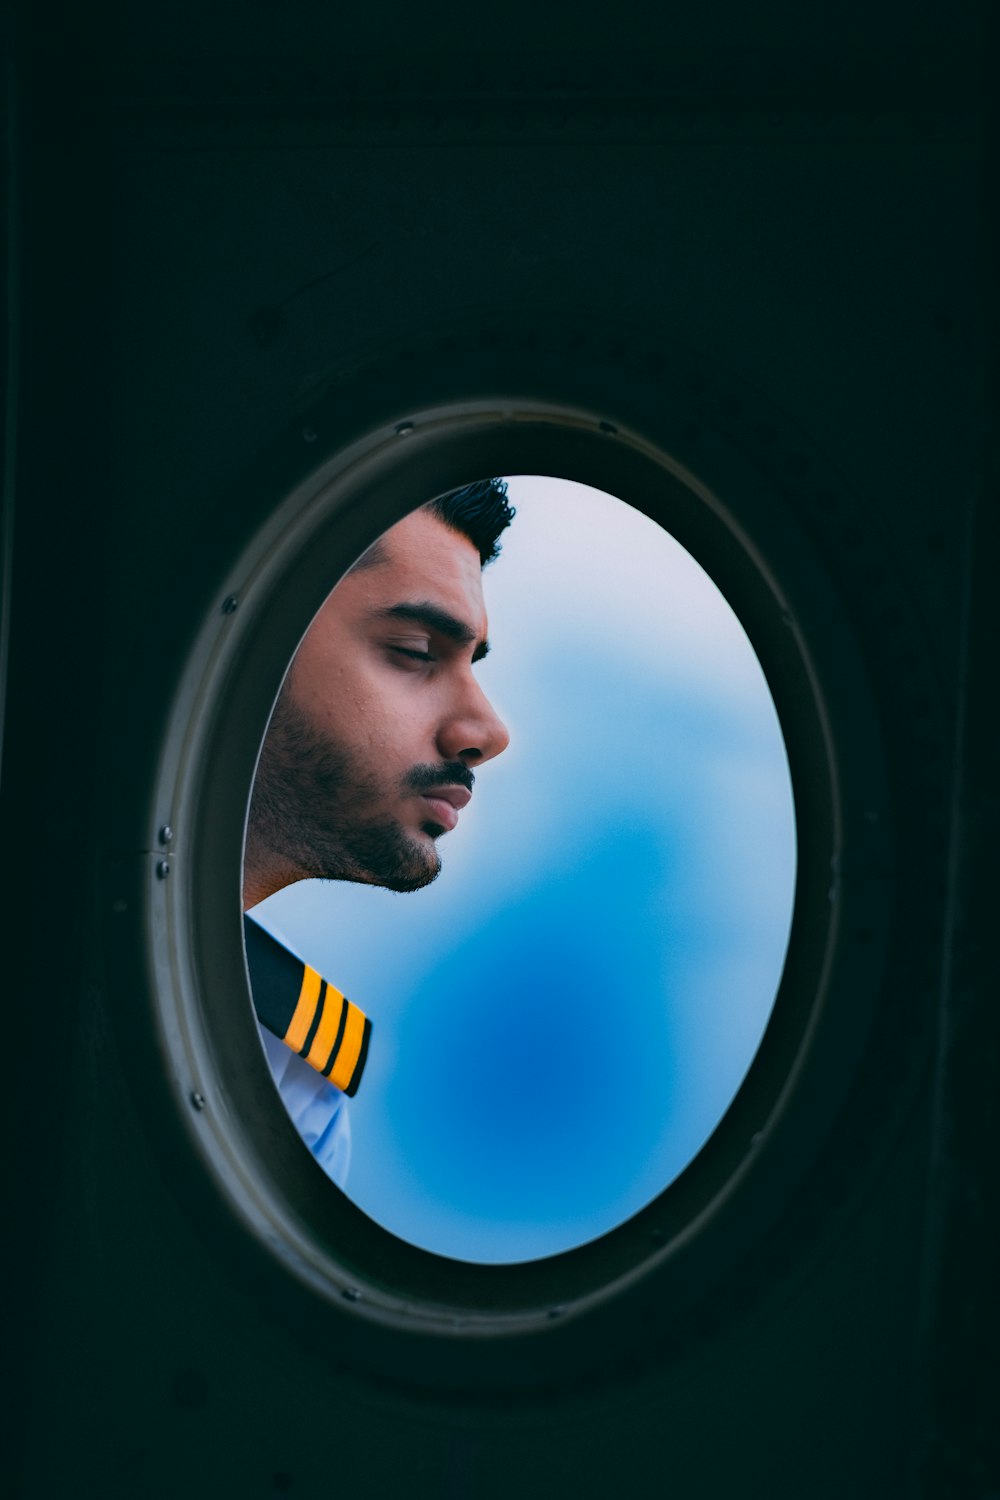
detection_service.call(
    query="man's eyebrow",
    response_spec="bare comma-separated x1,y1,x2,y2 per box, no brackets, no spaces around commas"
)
376,602,491,661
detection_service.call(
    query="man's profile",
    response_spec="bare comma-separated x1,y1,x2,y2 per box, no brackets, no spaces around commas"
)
242,479,514,1184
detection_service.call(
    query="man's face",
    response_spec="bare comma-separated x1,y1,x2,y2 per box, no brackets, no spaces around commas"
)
244,508,510,907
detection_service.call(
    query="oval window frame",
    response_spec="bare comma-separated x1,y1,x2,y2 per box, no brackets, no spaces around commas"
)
116,348,906,1397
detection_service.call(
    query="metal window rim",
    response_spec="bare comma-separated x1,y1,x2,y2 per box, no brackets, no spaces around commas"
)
121,385,898,1395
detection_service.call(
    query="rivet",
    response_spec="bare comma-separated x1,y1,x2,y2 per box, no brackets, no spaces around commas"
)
159,824,173,844
302,426,318,443
222,595,239,615
342,1286,362,1302
190,1091,206,1110
598,420,618,434
547,1305,565,1319
156,859,170,879
394,421,414,436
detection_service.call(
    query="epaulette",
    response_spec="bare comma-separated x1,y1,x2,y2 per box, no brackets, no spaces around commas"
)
243,915,372,1097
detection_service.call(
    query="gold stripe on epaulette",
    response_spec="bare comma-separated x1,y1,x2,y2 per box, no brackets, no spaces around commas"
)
329,1002,366,1093
305,984,346,1074
283,964,322,1054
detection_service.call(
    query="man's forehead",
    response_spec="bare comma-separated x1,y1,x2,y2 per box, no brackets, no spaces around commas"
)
379,506,480,570
370,507,485,588
331,509,489,633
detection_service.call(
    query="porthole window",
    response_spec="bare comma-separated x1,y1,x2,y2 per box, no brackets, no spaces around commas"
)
247,475,796,1264
143,378,889,1388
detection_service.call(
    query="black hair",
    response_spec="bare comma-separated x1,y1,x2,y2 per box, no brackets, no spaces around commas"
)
426,477,515,566
350,477,514,572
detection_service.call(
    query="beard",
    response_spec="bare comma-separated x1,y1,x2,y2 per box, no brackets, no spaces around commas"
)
246,688,472,894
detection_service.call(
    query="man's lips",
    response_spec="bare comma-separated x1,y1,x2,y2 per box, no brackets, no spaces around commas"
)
418,785,472,832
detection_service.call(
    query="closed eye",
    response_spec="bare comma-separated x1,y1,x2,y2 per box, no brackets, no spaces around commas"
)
390,646,436,663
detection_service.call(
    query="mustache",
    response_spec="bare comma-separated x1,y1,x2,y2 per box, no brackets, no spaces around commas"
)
404,761,475,796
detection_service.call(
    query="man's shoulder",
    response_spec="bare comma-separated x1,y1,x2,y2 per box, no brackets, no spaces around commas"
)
244,913,371,1097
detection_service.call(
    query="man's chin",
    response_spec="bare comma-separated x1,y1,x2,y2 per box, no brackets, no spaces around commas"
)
382,865,441,893
390,829,443,890
346,828,442,893
372,851,442,893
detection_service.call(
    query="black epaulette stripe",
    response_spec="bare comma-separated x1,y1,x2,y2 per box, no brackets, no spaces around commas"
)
244,915,301,1037
344,1015,373,1098
320,996,349,1079
298,979,326,1059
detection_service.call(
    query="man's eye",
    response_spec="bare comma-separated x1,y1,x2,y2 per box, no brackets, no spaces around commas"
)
390,646,435,664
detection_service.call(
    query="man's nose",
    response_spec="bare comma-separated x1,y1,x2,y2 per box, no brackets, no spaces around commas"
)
438,682,510,767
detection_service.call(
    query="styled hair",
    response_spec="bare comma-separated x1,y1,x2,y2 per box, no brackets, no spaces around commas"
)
352,477,515,572
426,477,515,566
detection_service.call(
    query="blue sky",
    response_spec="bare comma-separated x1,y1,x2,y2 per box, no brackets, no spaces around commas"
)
253,476,796,1263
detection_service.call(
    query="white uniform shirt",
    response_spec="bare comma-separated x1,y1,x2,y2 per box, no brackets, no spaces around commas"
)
259,1024,351,1190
